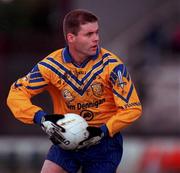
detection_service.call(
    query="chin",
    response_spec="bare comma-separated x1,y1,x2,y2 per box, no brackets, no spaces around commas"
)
88,53,95,57
90,50,97,55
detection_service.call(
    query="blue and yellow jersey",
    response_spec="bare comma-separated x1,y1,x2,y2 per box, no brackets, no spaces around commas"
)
7,47,142,137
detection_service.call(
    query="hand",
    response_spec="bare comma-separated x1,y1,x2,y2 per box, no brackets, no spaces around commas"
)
77,125,107,149
41,114,65,145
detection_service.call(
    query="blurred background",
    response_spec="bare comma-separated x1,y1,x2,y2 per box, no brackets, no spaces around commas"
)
0,0,180,172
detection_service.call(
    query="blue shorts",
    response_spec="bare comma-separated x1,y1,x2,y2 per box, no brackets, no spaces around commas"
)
46,133,123,173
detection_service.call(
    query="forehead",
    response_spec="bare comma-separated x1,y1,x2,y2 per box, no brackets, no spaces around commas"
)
79,22,99,33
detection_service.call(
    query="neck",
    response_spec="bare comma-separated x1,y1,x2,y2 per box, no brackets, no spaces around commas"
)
68,47,87,65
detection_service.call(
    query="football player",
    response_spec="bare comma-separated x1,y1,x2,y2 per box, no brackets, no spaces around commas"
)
7,9,142,173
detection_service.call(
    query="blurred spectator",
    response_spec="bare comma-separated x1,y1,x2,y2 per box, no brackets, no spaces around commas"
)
170,24,180,54
142,24,165,49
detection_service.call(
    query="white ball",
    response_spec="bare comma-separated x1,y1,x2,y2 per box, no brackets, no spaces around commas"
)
56,113,89,150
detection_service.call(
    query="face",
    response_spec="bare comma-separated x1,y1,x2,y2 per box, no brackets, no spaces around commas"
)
67,22,100,57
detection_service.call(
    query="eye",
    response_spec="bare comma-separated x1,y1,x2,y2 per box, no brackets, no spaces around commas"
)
86,32,93,37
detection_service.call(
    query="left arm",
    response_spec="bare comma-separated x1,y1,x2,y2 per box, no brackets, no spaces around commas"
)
106,63,142,137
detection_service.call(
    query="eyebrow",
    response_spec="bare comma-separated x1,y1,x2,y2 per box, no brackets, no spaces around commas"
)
86,29,99,34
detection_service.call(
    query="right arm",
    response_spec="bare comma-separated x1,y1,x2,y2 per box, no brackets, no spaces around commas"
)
7,63,50,124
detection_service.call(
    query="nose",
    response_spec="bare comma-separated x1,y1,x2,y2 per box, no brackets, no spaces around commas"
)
93,33,99,43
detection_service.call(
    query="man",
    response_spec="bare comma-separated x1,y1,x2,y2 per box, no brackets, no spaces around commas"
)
7,9,142,173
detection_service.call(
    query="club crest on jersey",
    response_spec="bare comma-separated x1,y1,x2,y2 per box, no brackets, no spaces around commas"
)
62,89,74,103
117,70,126,89
91,82,104,97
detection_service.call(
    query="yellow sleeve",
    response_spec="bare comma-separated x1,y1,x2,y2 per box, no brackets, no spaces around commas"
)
7,63,49,124
106,62,142,137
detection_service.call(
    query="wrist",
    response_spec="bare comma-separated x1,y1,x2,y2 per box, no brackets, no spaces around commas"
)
100,124,109,137
34,110,47,125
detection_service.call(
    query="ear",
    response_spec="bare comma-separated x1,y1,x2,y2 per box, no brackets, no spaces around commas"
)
67,33,75,43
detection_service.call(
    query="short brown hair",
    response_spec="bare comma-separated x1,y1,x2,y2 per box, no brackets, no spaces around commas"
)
63,9,98,39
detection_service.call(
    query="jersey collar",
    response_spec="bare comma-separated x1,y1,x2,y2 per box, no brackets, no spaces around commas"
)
62,46,100,63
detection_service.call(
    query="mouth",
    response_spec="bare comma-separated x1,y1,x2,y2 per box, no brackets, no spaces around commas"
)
91,45,98,50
